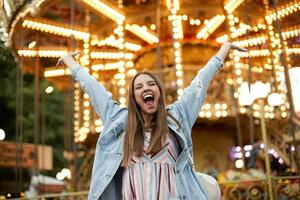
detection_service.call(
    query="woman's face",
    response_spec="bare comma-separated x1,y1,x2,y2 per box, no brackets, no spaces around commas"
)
133,74,161,116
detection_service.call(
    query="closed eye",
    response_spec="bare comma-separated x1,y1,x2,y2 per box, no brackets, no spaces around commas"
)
148,81,156,86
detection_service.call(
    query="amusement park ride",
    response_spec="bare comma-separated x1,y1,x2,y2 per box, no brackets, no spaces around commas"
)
1,0,300,198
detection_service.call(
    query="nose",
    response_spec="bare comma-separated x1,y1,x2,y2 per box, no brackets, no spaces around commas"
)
143,88,151,94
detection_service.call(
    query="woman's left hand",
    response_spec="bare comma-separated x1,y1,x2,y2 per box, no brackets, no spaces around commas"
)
216,41,247,61
230,42,248,52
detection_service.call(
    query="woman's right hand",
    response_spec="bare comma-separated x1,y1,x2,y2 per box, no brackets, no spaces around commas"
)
56,51,81,68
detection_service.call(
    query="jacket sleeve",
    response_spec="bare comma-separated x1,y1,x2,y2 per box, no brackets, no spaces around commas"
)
70,64,125,124
170,56,223,130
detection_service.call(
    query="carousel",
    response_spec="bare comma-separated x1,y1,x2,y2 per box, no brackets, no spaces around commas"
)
1,0,300,199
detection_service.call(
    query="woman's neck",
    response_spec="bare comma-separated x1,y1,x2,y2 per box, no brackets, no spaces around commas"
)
141,112,154,127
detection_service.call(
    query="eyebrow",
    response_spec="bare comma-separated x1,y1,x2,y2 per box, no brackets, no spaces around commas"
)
134,80,156,87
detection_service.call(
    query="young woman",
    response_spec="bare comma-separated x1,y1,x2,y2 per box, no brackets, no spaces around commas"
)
57,42,246,200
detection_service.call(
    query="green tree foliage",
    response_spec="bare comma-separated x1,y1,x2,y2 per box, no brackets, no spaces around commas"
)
0,42,17,140
0,41,67,177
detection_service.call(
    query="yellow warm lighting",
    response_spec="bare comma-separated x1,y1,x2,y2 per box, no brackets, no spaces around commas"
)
171,15,184,39
224,0,245,14
265,2,300,22
44,67,71,78
237,49,270,58
28,41,36,49
91,61,125,71
197,15,225,39
166,0,180,11
286,48,300,55
233,35,266,47
90,51,133,59
125,42,142,51
79,0,125,23
22,18,90,41
282,26,300,40
18,48,68,58
91,35,142,51
125,24,159,44
216,34,228,43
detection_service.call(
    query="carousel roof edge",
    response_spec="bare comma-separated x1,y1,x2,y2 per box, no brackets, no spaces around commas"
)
7,0,48,46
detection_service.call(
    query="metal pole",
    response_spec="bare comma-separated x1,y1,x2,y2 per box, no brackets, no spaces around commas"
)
155,0,163,80
223,0,245,168
273,0,300,175
258,99,274,200
34,34,40,176
244,0,254,144
230,85,245,169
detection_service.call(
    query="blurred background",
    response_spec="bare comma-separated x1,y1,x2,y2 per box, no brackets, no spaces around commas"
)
0,0,300,199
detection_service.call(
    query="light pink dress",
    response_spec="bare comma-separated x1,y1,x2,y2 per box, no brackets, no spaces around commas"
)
122,131,180,200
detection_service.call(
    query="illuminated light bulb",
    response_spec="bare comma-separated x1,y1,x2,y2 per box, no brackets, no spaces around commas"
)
84,122,89,127
197,15,225,39
22,18,90,40
125,24,159,44
216,34,228,43
177,89,183,96
222,111,228,117
84,101,90,107
224,0,245,13
199,111,205,117
177,79,183,86
176,70,183,77
214,103,221,109
120,97,126,104
80,0,125,23
119,88,126,94
204,103,211,110
205,111,212,118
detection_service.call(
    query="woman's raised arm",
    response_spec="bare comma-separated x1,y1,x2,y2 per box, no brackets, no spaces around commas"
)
57,52,125,124
169,42,247,130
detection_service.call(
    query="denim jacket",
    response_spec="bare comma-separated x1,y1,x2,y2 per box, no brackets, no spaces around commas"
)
70,56,223,200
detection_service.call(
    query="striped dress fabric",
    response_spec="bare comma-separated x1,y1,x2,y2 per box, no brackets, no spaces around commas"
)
122,131,180,200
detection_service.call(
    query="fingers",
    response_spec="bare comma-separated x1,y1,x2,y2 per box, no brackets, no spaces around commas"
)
71,51,81,58
56,51,80,68
231,43,248,52
56,58,63,68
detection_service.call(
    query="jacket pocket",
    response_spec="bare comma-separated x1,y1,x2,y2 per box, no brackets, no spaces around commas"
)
99,123,123,151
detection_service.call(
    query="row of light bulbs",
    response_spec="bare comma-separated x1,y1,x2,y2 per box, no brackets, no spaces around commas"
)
197,15,225,39
73,82,82,142
233,35,266,47
265,1,300,22
264,0,286,97
44,68,71,78
224,0,245,14
167,3,184,97
91,61,125,71
199,103,228,118
282,25,300,40
90,51,133,60
18,49,68,58
79,0,125,23
125,24,159,45
18,48,134,60
286,48,300,55
22,18,90,41
237,49,270,58
90,35,142,52
216,15,296,44
230,23,266,39
116,22,127,108
196,101,289,119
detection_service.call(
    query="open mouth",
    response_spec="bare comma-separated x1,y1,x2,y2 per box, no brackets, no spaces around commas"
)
143,93,154,105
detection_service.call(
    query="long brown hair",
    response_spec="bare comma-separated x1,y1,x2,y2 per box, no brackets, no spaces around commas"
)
122,71,170,167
